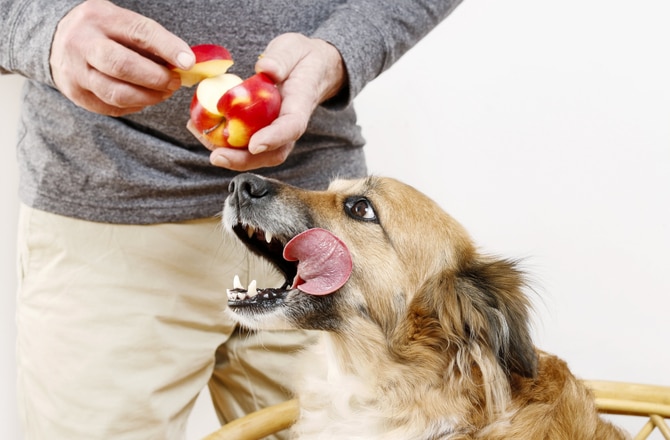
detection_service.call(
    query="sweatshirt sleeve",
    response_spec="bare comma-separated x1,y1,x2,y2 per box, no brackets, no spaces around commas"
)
311,0,463,107
0,0,82,85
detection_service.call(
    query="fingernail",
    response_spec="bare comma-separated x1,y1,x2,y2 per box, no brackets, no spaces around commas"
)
177,51,195,70
251,144,268,154
211,154,231,168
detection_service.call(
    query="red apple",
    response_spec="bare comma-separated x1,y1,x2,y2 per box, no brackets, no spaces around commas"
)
171,44,234,87
171,44,282,149
190,72,281,148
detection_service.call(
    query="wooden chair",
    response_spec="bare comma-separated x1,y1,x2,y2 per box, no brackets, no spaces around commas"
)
202,399,299,440
585,381,670,440
203,381,670,440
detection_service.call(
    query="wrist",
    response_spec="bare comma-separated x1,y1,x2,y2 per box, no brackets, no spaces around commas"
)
315,39,348,104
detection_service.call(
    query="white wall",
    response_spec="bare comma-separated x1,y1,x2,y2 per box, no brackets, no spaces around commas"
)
1,0,668,438
1,74,22,439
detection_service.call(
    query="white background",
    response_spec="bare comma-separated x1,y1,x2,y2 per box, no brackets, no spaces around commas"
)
1,0,668,438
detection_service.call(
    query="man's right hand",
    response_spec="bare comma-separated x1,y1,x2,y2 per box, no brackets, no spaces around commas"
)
50,0,195,117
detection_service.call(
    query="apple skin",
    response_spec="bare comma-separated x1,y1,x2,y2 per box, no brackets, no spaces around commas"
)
217,73,281,148
189,73,243,135
190,73,281,149
189,96,230,148
190,44,232,62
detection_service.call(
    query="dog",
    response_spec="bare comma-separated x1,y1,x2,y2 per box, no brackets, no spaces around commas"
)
222,173,627,439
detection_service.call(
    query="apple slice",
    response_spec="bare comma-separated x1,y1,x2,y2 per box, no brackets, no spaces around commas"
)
171,44,234,87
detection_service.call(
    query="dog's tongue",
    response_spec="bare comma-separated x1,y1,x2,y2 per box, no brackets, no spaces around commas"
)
283,228,352,296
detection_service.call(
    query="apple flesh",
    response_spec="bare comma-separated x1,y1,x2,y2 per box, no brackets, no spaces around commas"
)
190,72,281,148
171,44,234,87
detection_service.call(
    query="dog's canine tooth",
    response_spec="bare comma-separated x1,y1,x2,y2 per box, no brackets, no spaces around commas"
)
233,274,244,290
246,224,255,238
265,231,273,243
247,280,258,297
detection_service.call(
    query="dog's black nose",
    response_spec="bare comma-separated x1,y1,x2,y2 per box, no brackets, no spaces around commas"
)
229,173,272,202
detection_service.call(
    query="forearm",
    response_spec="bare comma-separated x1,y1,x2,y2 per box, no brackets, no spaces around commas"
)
0,0,82,83
312,0,464,105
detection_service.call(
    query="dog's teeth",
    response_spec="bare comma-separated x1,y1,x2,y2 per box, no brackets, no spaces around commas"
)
233,274,244,290
246,224,255,238
227,289,246,301
265,231,273,243
247,280,258,297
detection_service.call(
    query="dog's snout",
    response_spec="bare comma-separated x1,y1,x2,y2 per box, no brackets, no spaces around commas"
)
229,173,272,203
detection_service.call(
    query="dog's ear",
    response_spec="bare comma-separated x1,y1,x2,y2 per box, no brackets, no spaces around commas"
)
397,257,537,379
453,258,538,378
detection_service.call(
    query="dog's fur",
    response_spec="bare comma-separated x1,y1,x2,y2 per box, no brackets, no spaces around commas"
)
223,173,627,440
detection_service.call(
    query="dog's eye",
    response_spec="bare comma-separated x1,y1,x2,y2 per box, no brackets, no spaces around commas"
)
345,197,377,222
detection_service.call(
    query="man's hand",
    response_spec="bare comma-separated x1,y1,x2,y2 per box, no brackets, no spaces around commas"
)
189,33,347,171
50,0,195,117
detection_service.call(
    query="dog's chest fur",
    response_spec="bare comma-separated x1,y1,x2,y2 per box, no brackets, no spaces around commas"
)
290,335,457,440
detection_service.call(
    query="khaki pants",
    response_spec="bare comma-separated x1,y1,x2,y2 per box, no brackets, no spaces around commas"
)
16,205,315,440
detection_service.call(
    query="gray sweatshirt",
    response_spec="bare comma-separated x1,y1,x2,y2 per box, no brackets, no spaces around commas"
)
0,0,461,224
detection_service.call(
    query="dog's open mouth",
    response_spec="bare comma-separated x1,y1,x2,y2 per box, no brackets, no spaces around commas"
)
227,226,352,307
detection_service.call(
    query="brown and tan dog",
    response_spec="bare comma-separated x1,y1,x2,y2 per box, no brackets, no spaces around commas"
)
223,173,627,439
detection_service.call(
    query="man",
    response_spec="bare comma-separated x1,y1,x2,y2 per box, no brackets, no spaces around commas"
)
0,0,462,438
